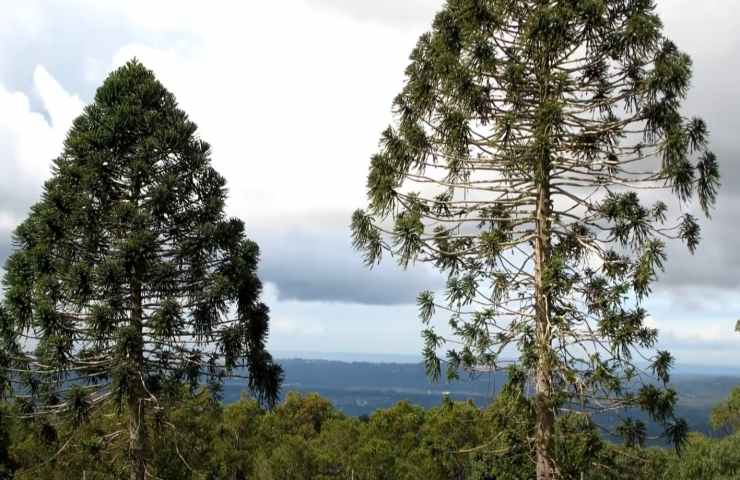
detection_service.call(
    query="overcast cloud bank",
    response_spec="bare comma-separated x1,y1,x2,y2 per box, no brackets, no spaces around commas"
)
0,0,737,363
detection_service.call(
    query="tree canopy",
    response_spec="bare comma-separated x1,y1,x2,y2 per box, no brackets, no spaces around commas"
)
2,387,740,480
0,60,282,479
352,0,719,477
711,387,740,433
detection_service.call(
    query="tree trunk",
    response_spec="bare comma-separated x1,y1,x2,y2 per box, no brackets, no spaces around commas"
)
534,161,555,480
534,363,555,480
129,281,147,480
128,391,146,480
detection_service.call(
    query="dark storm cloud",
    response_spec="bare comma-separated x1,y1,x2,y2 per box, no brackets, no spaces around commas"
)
0,219,443,306
634,1,740,293
253,227,444,306
654,62,740,292
659,192,740,291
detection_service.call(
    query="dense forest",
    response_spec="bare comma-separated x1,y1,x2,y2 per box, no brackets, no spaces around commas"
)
230,359,739,439
1,383,739,479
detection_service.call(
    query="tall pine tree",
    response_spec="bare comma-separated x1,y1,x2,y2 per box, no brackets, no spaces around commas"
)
352,1,719,477
0,60,282,480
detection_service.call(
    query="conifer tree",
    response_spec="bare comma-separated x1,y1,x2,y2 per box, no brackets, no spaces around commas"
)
352,1,719,477
0,60,282,480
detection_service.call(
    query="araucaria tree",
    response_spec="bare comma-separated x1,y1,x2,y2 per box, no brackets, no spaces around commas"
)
352,1,719,478
0,61,282,480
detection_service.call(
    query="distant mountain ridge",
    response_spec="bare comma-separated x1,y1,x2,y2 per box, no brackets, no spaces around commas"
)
223,358,740,441
270,351,740,376
271,351,423,364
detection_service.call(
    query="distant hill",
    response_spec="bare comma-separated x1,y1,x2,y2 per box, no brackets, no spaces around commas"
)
223,358,740,440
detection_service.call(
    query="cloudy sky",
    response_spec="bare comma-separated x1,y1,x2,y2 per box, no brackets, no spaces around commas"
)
0,0,738,365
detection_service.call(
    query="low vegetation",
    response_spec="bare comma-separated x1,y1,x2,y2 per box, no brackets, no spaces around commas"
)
1,385,738,479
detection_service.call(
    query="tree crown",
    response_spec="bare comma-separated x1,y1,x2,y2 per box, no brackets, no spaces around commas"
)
1,60,282,419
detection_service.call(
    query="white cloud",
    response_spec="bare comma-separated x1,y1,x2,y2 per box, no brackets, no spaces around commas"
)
0,3,46,38
304,0,440,27
33,66,84,132
0,213,17,233
666,325,726,344
272,317,328,337
0,66,83,218
102,1,435,230
645,289,740,364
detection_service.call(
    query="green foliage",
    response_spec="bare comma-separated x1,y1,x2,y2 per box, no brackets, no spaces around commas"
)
352,1,720,472
0,60,281,477
0,406,14,479
3,388,738,480
661,432,740,480
710,387,740,433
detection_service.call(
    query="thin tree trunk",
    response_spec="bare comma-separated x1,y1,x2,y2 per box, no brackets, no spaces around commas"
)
129,281,147,480
534,161,555,480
